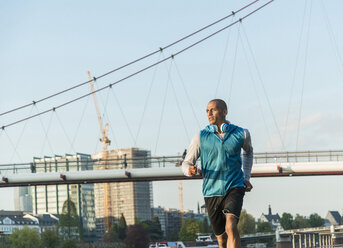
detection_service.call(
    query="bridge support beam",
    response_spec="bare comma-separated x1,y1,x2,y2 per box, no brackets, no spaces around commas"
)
299,234,302,248
276,230,292,248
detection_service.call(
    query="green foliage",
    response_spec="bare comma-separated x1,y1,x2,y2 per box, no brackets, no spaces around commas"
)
280,212,324,230
58,199,81,240
256,221,273,233
167,231,179,241
125,224,149,248
142,216,163,241
60,238,77,248
292,214,310,229
280,213,293,230
7,226,42,248
238,209,256,235
179,218,201,241
108,223,120,242
309,213,324,227
118,214,127,241
41,228,60,248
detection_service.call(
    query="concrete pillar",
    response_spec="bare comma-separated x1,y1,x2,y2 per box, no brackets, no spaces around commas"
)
330,235,333,247
299,234,302,248
312,233,316,247
325,235,328,247
304,233,307,248
292,234,296,248
319,234,322,248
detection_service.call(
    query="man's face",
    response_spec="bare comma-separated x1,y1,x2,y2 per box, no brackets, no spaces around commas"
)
206,101,227,125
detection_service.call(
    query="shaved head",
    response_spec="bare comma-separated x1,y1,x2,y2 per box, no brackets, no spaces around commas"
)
206,99,228,126
209,99,227,111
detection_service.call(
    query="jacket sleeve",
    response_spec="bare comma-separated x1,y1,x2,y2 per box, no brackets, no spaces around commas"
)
181,132,201,176
242,129,253,181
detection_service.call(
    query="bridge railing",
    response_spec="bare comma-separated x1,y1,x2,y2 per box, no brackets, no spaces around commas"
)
0,155,183,175
254,150,343,164
1,150,343,175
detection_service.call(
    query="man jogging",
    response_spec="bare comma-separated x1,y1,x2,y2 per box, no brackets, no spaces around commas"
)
182,99,253,248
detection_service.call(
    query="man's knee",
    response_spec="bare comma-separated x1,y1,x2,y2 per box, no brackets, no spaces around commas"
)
216,232,227,246
225,214,239,234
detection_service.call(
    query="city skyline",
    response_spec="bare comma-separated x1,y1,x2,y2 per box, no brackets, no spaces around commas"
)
1,0,343,218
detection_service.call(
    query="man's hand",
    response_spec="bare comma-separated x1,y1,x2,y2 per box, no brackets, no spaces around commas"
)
244,180,253,192
188,165,197,176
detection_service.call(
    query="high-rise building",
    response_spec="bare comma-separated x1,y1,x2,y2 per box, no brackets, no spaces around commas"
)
31,153,96,240
164,208,181,240
14,187,33,212
152,206,167,237
92,148,152,236
152,207,208,239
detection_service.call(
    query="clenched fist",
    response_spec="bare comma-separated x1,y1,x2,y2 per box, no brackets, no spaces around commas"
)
188,165,197,176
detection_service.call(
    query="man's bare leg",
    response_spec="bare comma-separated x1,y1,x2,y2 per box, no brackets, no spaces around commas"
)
225,214,240,248
216,232,227,248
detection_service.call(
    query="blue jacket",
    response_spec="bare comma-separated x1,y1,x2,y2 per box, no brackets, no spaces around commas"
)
200,124,245,197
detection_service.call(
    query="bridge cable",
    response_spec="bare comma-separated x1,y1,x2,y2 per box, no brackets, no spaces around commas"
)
170,60,191,143
0,0,275,131
110,89,136,145
69,95,92,153
241,23,285,150
0,0,260,118
94,77,117,149
239,30,274,151
9,106,34,163
283,0,309,147
34,105,55,156
227,24,241,106
55,110,77,154
296,0,313,151
159,55,191,143
154,60,173,155
214,16,235,97
4,130,24,163
173,62,201,129
107,112,119,151
39,110,55,156
320,0,343,82
134,53,163,146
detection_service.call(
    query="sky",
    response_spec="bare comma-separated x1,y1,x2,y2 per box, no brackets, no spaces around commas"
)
1,0,343,219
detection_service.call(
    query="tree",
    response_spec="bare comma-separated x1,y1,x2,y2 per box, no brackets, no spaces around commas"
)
58,199,81,240
309,213,324,227
256,221,273,233
292,214,310,229
7,226,42,248
41,228,60,248
60,238,77,248
142,217,163,241
125,224,149,248
167,231,179,241
108,222,120,242
118,214,127,241
238,209,256,235
280,213,293,230
179,218,201,241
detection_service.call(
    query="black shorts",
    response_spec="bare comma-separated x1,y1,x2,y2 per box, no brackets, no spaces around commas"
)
204,187,245,236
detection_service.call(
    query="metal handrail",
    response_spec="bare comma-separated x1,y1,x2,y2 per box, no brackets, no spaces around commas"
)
1,150,343,175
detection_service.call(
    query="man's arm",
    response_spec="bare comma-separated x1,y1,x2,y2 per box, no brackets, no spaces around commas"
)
182,132,201,177
243,129,253,191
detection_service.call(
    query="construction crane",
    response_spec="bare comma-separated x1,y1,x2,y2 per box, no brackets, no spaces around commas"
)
178,149,187,226
87,71,112,235
178,180,184,225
